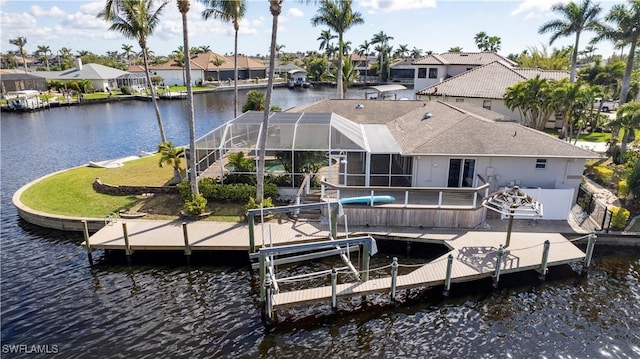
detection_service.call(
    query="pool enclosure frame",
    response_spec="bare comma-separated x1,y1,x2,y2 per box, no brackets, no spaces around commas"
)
192,111,413,187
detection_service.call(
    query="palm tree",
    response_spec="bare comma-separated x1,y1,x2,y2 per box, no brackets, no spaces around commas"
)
317,29,337,54
36,45,51,71
171,45,187,85
356,39,371,86
242,90,266,112
99,0,168,144
210,56,225,83
341,54,358,96
592,0,640,104
551,78,588,139
371,31,393,83
504,75,556,130
448,46,463,53
200,0,246,118
177,0,199,196
611,102,640,162
311,0,364,99
121,43,134,66
9,37,28,73
410,47,423,59
539,0,602,83
158,141,185,184
394,44,409,59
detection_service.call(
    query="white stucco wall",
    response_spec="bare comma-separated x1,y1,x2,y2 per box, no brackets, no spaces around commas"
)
153,69,204,86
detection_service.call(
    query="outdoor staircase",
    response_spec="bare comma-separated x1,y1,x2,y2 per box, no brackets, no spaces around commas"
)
291,189,323,223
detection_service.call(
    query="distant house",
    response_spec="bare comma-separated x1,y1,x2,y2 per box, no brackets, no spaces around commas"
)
193,99,598,226
0,70,47,92
274,61,305,79
130,52,267,86
389,58,415,84
36,58,128,91
415,61,568,128
412,52,517,90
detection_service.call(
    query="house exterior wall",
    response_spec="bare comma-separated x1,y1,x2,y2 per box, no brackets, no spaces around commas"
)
412,155,586,214
414,64,478,90
153,69,204,86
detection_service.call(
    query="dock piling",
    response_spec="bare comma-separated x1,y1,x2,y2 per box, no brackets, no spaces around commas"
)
443,254,453,296
82,220,93,266
331,268,338,311
122,222,132,265
263,274,273,325
390,257,398,303
539,240,550,280
582,232,597,274
492,245,504,288
182,222,191,265
362,243,371,282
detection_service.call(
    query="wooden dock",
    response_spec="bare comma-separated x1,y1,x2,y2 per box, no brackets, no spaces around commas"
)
270,231,587,309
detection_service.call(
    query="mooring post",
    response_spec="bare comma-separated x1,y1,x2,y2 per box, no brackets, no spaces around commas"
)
492,245,504,288
330,207,338,240
82,220,93,266
263,273,273,325
182,222,191,265
259,253,266,303
122,222,132,265
582,232,597,274
390,257,398,303
362,243,371,282
331,268,338,312
248,213,256,253
539,240,550,281
443,254,453,296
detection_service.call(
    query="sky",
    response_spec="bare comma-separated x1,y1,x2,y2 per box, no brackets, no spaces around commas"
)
0,0,629,59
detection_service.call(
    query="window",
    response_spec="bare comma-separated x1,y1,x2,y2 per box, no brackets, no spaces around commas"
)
536,159,547,169
448,158,476,187
418,68,427,78
483,100,492,110
455,98,464,103
428,68,438,79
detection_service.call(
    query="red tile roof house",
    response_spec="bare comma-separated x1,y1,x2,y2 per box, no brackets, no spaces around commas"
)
127,52,267,86
193,99,598,227
415,61,568,129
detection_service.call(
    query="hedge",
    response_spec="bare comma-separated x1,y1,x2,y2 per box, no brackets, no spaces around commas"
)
178,178,278,202
610,206,630,230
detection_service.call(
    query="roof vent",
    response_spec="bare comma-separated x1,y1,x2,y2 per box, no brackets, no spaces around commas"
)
422,113,432,120
355,103,364,109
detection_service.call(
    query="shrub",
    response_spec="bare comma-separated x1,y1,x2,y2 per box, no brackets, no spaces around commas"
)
593,166,614,185
610,206,630,230
183,194,207,215
618,180,629,198
186,178,279,203
245,196,274,212
120,86,134,95
177,181,192,200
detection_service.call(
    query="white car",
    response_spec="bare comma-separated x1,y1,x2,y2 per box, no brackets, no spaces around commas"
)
593,98,619,112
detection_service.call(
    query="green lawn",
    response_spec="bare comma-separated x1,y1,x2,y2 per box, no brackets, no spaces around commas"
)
20,155,175,217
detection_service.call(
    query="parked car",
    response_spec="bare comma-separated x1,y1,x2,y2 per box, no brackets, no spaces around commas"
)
593,98,619,112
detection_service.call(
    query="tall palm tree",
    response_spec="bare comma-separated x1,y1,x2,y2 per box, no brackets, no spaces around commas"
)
538,0,602,83
36,45,51,71
99,0,169,144
592,0,640,104
177,0,199,196
200,0,246,118
356,39,371,86
394,44,409,59
9,37,28,73
121,43,135,66
311,0,364,99
317,29,337,54
371,31,393,83
612,102,640,162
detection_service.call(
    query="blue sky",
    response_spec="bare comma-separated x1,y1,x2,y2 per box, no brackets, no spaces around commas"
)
0,0,627,59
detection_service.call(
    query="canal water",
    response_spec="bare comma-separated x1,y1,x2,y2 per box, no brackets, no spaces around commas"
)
1,87,639,358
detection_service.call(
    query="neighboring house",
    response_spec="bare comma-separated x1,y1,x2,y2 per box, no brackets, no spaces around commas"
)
389,58,415,85
36,58,128,91
415,61,568,128
274,61,305,79
0,70,47,92
193,99,597,225
128,52,267,86
412,52,517,90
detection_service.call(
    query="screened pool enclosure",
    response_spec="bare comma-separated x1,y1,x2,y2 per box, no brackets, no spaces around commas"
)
192,111,413,187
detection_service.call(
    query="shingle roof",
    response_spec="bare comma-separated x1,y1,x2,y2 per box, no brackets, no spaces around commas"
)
36,63,128,80
412,52,517,66
415,61,569,98
288,99,597,159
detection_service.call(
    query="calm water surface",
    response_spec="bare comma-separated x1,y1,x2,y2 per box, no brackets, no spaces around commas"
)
1,87,639,358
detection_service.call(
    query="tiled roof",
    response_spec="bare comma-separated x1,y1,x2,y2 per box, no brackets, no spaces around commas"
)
412,51,517,66
415,61,569,99
127,52,266,72
287,99,597,158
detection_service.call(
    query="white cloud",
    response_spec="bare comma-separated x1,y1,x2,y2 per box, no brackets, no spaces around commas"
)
287,8,304,18
510,0,571,19
29,5,65,17
359,0,437,14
